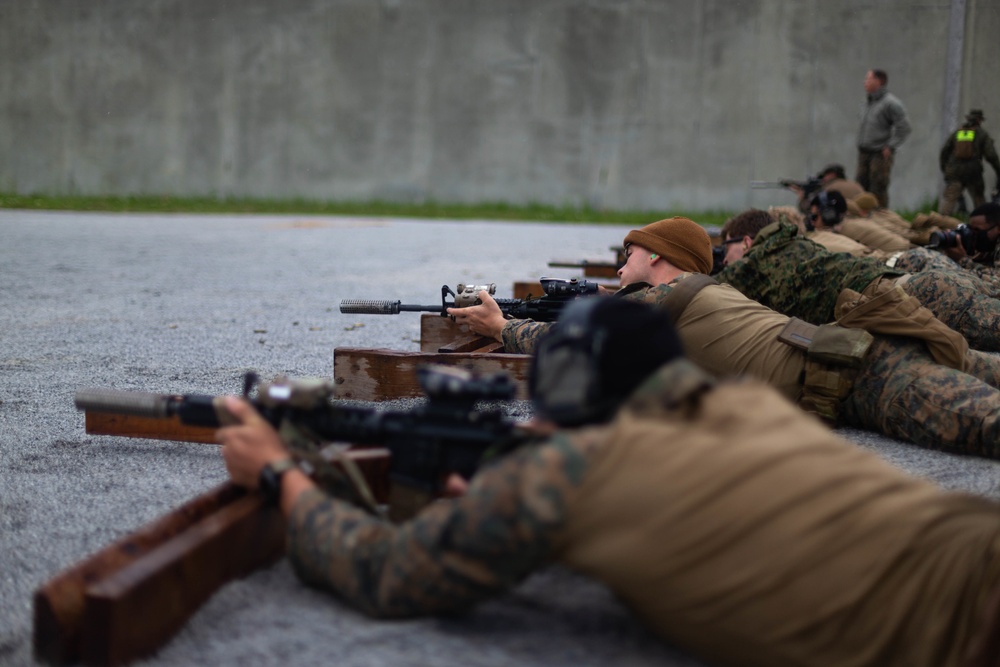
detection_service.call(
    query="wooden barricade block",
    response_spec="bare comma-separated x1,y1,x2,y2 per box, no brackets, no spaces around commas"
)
513,281,545,300
34,449,391,666
33,483,280,666
547,259,619,278
611,245,625,267
334,347,532,401
85,413,218,444
418,313,504,353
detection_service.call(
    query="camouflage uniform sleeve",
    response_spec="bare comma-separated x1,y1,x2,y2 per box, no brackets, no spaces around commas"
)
285,434,584,618
959,256,979,272
617,281,679,308
957,241,1000,272
500,319,553,354
713,259,754,296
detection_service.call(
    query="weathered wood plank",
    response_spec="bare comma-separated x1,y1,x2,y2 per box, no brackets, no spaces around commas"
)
512,281,545,300
33,483,245,665
333,347,531,401
34,448,392,666
85,412,218,444
437,337,505,353
419,313,502,353
80,489,284,666
546,260,619,278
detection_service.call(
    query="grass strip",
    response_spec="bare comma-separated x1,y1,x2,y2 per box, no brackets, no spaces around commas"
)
0,193,736,227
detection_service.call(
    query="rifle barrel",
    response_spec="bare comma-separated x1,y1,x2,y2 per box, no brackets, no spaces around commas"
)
339,300,441,315
75,389,174,420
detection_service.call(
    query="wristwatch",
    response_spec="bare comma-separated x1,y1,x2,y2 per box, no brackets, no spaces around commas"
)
258,458,297,506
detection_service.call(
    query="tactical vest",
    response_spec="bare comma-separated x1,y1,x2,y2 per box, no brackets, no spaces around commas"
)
954,128,977,159
658,275,867,422
776,319,872,422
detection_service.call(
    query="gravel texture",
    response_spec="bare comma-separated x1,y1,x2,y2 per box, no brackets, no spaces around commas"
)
2,210,999,667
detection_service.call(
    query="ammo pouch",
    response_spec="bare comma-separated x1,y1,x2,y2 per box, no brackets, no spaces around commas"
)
836,279,969,372
777,318,873,422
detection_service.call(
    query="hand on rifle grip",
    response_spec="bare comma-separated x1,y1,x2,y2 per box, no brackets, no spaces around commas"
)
216,397,290,490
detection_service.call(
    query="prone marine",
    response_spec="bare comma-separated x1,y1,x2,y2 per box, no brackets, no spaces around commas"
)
217,296,1000,667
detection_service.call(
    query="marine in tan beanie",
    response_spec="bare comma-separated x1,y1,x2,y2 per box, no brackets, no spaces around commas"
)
853,192,879,213
622,217,713,275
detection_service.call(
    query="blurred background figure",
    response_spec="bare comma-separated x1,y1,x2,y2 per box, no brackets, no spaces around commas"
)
939,109,1000,217
856,69,911,208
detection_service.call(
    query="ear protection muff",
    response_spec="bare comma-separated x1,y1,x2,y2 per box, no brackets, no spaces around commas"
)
529,297,686,427
807,190,846,231
529,299,608,427
816,191,841,227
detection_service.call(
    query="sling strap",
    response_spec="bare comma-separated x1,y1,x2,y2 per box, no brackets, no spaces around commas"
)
659,274,719,323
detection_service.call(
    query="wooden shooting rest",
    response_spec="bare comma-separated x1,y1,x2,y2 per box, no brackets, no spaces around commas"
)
545,259,620,279
33,418,390,667
37,310,529,665
546,245,626,279
333,314,533,401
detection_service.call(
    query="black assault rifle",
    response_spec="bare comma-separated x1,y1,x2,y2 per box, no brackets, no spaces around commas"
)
750,176,823,200
75,366,528,513
339,277,601,322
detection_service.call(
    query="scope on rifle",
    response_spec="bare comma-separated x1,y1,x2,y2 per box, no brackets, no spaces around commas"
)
416,365,516,405
927,224,975,251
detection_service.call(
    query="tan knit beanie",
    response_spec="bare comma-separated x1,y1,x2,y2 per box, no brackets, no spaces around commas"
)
622,217,713,275
853,193,879,212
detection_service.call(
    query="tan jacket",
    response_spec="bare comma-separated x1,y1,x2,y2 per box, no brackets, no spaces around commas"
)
554,360,1000,667
671,282,805,401
837,217,913,253
806,229,876,256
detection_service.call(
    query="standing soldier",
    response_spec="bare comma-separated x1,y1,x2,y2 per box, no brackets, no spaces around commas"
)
856,69,911,208
939,109,1000,216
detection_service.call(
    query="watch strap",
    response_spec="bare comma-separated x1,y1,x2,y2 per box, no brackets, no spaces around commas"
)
259,457,297,506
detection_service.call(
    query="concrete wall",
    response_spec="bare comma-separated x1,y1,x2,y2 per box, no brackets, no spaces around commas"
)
1,0,998,211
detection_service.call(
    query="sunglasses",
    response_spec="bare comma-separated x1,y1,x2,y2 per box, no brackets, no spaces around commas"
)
721,237,743,246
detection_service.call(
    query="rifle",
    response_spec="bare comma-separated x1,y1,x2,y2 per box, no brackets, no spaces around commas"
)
74,366,529,519
750,176,823,199
339,277,601,322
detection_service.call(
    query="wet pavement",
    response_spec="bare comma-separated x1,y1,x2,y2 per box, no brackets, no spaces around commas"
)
1,209,998,667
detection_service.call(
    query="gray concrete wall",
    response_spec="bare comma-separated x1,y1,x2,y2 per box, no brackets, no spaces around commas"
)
1,0,998,211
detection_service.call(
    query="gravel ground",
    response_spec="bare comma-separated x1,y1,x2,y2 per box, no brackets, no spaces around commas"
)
2,210,999,667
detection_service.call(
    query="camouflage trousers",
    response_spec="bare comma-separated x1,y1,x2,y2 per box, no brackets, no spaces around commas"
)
891,271,1000,352
856,149,894,208
890,248,1000,298
940,163,986,216
841,335,1000,458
